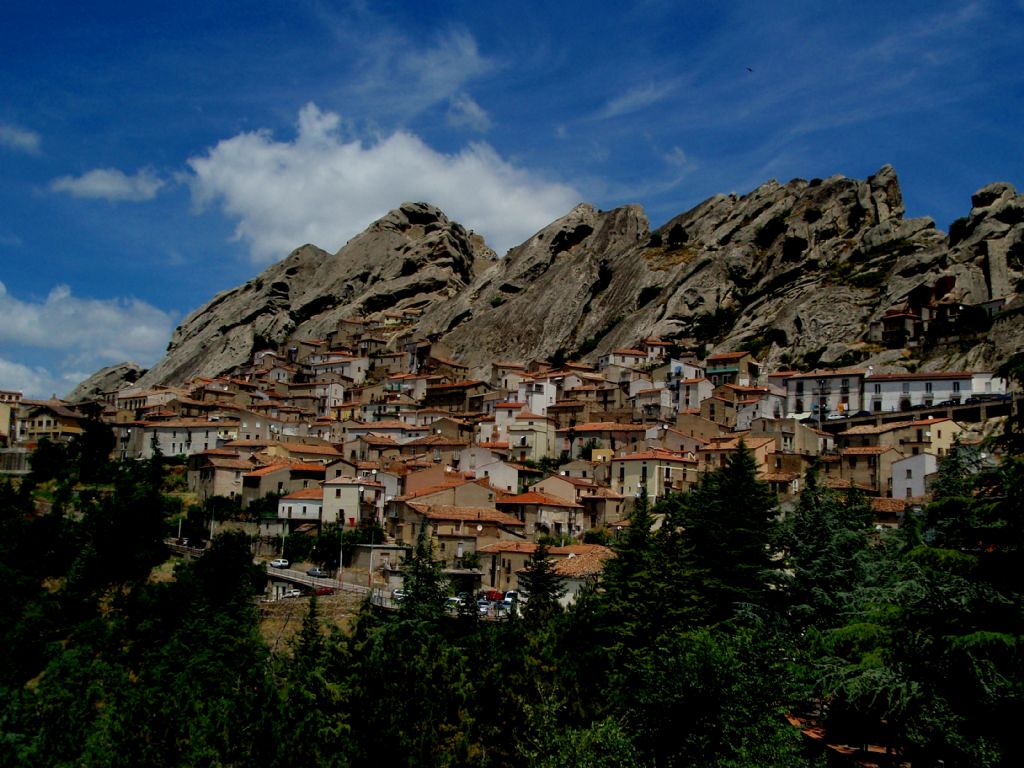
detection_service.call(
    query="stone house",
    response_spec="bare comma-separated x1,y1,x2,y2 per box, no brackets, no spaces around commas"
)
496,491,585,539
393,504,526,563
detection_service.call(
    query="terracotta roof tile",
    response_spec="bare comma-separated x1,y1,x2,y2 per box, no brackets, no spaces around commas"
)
281,487,324,501
408,504,524,526
496,492,582,508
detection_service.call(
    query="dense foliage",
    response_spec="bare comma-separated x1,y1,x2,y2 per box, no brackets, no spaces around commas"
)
1,429,1021,766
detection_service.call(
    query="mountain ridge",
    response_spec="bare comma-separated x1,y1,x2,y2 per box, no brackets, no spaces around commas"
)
72,166,1024,398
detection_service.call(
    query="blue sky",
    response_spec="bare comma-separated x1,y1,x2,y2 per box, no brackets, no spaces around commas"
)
2,0,1023,398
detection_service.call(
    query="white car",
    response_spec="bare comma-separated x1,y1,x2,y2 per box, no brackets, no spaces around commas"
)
269,558,289,569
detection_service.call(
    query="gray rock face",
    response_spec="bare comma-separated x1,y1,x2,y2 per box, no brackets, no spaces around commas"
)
136,203,492,386
66,362,145,402
100,168,1024,391
413,166,1023,375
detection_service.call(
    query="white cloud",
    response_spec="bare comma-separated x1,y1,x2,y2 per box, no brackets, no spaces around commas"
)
50,167,165,202
664,146,689,168
0,281,176,398
447,93,492,132
187,102,581,262
400,29,493,102
599,82,674,119
0,123,40,154
344,25,496,119
0,356,76,400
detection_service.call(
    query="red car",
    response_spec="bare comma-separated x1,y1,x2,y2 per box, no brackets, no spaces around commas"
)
482,589,503,602
314,587,336,596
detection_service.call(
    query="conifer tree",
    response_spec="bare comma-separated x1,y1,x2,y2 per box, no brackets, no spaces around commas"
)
594,485,658,649
519,541,565,624
682,441,783,621
398,525,448,621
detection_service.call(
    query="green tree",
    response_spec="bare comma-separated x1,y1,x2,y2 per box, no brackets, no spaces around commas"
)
627,627,805,767
595,486,659,650
519,541,566,625
398,526,448,621
682,442,784,621
783,473,876,629
273,598,353,767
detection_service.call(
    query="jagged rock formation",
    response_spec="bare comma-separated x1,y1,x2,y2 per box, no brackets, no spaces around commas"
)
136,203,493,386
109,167,1022,390
66,362,145,402
416,166,1023,374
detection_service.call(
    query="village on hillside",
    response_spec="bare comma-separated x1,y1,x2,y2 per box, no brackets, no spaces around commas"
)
0,308,1015,601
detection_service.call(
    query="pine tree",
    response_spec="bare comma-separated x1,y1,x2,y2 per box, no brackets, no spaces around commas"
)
519,541,565,624
682,441,783,621
594,486,658,649
398,525,448,622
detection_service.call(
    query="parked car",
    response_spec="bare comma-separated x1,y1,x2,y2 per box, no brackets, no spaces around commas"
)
269,558,289,569
477,598,490,615
306,567,326,577
314,587,335,596
482,589,503,602
446,595,467,611
503,590,522,605
391,589,406,602
283,588,302,598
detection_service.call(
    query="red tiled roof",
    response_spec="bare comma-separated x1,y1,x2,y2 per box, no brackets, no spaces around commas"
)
290,463,327,473
426,380,485,390
281,487,324,501
205,458,255,470
408,504,524,526
566,422,648,433
394,481,469,501
613,449,696,462
840,446,895,455
872,498,909,513
550,547,614,577
477,541,538,554
279,442,342,455
245,463,291,477
496,492,582,508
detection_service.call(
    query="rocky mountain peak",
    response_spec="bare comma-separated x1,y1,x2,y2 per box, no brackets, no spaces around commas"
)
89,165,1022,395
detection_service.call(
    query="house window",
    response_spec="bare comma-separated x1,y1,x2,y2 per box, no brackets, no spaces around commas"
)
925,382,933,393
902,383,910,394
873,383,881,394
906,468,912,479
953,381,961,392
336,488,341,498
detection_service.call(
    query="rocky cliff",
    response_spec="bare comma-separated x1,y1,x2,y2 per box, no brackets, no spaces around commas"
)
414,166,1023,375
136,202,494,387
108,167,1024,393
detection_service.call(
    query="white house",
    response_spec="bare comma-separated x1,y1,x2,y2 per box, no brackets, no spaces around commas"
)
891,453,939,499
783,369,868,417
516,374,562,416
863,371,974,412
322,477,385,528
